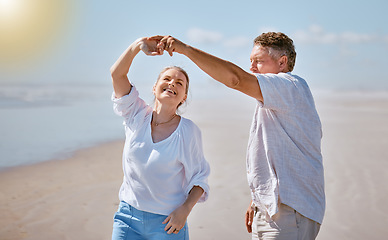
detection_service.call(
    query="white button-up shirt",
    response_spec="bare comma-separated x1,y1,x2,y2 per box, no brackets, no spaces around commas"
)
247,73,325,224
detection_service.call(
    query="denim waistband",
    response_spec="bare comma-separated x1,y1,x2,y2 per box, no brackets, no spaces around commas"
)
119,201,167,219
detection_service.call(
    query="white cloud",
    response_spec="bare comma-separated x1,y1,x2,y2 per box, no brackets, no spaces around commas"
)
292,24,384,45
223,36,251,48
186,28,223,44
186,28,251,51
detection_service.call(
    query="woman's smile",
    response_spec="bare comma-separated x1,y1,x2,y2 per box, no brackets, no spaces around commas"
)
163,87,177,95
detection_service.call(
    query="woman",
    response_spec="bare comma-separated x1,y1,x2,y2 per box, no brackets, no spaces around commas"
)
110,37,210,240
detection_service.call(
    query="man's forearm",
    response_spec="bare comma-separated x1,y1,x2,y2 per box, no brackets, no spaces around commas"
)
155,35,263,100
182,45,243,89
180,44,263,101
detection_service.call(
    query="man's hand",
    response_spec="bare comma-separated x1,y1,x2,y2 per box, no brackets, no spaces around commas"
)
245,202,254,233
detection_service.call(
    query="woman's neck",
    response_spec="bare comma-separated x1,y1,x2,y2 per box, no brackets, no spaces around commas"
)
153,102,178,124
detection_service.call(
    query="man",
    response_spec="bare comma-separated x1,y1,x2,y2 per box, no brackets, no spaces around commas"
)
152,32,325,240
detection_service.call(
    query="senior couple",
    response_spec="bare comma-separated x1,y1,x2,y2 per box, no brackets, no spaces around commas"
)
110,32,325,240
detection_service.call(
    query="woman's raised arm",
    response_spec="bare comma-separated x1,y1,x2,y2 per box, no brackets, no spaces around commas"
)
110,37,162,98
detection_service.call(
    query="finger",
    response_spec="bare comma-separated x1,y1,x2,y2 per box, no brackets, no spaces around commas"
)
158,35,169,46
249,208,254,224
167,48,174,57
167,227,176,234
245,211,252,233
164,39,174,56
162,216,170,225
167,42,174,56
156,42,165,54
147,35,164,41
163,218,173,232
245,212,250,232
247,215,252,233
148,51,163,56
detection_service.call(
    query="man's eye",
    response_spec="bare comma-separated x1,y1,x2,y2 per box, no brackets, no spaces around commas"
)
177,82,183,85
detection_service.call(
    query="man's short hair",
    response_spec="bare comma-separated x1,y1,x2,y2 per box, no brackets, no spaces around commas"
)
254,32,296,72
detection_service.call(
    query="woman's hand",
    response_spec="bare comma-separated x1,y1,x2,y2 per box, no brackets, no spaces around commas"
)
162,204,190,234
138,37,163,56
162,186,204,234
145,35,187,56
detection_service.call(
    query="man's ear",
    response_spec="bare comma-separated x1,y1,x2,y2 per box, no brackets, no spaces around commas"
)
279,55,288,72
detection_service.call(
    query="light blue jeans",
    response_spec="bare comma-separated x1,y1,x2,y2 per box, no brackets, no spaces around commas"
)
112,201,189,240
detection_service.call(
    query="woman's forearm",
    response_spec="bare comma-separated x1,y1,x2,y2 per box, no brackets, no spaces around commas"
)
110,38,143,98
183,186,204,211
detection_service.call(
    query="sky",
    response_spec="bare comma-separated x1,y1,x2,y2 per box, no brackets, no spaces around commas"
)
1,0,388,92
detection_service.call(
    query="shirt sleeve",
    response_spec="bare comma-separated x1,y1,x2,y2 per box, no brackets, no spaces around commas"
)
181,121,210,203
111,85,150,131
257,73,307,113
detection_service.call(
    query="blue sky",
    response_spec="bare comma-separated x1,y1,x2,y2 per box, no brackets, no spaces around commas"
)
1,0,388,91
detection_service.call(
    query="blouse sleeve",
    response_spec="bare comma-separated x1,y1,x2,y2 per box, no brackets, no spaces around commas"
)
181,120,210,202
111,85,150,131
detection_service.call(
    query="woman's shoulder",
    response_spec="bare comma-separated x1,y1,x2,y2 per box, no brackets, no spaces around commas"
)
180,116,198,128
179,117,202,135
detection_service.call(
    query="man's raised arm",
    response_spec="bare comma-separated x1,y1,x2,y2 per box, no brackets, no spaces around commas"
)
150,35,263,102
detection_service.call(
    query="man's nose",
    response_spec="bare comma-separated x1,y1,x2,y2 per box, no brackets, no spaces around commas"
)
250,62,258,72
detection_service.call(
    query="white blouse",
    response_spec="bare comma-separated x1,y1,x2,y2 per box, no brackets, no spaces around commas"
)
112,85,210,216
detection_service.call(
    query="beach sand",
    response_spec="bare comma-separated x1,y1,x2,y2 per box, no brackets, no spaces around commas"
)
1,89,388,239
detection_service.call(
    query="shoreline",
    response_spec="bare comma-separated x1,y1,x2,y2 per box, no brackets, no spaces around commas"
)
0,138,126,174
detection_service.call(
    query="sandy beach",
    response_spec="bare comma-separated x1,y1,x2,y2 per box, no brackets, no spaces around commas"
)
1,89,388,240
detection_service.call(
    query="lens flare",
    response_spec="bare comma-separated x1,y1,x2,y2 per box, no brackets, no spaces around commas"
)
0,0,73,69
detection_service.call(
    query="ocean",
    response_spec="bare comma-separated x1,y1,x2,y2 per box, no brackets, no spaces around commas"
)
0,84,127,170
0,81,232,170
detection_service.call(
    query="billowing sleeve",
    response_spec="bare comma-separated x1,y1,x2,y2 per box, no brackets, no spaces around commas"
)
181,120,210,202
111,85,150,131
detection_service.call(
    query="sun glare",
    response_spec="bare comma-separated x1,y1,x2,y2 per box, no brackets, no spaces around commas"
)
0,0,22,18
0,0,73,69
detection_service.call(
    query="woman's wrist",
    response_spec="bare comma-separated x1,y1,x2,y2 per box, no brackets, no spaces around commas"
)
131,38,144,52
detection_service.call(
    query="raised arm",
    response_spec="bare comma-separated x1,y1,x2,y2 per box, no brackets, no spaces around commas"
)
152,35,263,102
110,37,162,98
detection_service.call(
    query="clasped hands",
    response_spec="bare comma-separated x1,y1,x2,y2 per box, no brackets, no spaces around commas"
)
138,35,184,57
